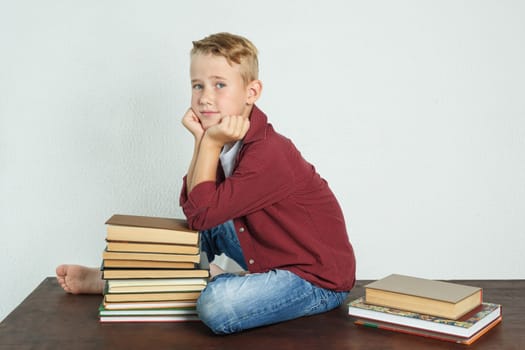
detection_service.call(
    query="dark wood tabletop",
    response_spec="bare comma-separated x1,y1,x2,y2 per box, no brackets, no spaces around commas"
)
0,278,523,349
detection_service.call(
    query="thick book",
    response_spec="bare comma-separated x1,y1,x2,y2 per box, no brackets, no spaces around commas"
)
102,250,201,263
102,259,196,269
98,303,197,316
348,296,502,338
103,300,197,310
106,278,207,293
102,269,209,280
104,291,202,303
354,316,502,345
106,241,199,255
108,278,207,286
107,283,206,294
365,274,482,319
105,214,199,245
99,315,200,323
107,278,208,288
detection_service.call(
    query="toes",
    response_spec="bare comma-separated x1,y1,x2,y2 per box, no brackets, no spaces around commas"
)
56,264,67,277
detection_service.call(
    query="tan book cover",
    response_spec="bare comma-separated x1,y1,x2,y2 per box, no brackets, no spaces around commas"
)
365,274,482,319
107,284,206,294
102,259,196,269
103,300,197,310
106,241,199,255
105,214,199,245
104,291,202,303
102,250,200,263
102,269,209,280
107,278,208,288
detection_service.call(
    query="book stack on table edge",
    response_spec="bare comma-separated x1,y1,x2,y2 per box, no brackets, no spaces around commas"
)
99,214,209,323
347,274,502,345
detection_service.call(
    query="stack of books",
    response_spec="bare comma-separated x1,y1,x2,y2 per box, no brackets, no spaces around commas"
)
98,214,209,323
348,274,502,345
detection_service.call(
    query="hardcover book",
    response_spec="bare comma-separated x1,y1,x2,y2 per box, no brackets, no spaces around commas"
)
98,304,197,317
102,250,201,263
106,241,199,255
106,281,207,294
103,300,197,310
105,214,199,245
107,278,208,288
102,259,196,269
102,269,209,280
104,291,202,303
365,274,482,319
99,315,200,323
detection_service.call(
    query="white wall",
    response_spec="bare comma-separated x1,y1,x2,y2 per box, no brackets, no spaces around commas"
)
1,0,524,321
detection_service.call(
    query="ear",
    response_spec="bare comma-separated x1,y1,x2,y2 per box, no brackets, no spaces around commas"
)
246,80,263,105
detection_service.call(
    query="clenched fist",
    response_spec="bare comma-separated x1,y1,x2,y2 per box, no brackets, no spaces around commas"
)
205,115,250,147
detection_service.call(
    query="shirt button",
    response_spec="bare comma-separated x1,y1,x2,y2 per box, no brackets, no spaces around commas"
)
248,259,255,265
239,227,245,233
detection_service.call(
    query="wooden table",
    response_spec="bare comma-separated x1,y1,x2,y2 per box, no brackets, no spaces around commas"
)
1,278,523,349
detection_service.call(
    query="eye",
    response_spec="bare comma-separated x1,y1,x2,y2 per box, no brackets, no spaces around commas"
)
215,82,226,89
192,83,203,90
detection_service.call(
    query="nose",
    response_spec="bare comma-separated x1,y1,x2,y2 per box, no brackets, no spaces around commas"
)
199,87,212,105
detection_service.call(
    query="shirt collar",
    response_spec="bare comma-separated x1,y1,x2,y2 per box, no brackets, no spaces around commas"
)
243,105,267,144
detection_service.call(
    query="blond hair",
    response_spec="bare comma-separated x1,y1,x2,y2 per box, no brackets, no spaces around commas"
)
191,32,259,85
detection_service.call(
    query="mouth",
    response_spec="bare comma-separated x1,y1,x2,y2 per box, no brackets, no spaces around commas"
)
200,110,219,117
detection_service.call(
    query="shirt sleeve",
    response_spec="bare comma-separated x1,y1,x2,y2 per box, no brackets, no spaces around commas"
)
181,138,298,230
179,175,189,207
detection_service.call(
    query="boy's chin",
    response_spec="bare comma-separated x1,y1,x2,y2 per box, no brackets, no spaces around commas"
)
201,124,220,131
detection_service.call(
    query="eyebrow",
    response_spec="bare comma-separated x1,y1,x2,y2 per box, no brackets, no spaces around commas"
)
191,75,228,83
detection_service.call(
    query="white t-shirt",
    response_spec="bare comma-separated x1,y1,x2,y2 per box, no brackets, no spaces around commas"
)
219,140,242,178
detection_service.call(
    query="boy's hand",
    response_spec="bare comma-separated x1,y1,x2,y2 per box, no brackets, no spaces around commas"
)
205,115,250,147
182,108,204,139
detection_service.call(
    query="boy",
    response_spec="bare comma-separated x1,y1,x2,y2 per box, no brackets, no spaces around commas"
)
56,32,356,334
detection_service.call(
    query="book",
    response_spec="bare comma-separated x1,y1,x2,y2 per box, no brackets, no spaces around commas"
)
354,316,502,345
103,300,197,310
98,303,197,316
107,278,208,288
99,315,200,323
348,296,502,338
102,259,196,269
106,241,199,255
107,283,206,294
104,291,202,303
105,214,199,245
365,274,482,319
107,284,206,294
105,276,208,294
102,250,201,263
102,269,209,280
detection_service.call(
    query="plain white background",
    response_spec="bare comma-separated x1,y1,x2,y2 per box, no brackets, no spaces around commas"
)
1,1,524,321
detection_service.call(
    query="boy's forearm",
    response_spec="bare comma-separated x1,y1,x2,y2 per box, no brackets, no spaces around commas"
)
186,136,202,193
188,136,222,193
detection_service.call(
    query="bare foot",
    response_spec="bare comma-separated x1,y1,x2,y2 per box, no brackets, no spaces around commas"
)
55,264,104,295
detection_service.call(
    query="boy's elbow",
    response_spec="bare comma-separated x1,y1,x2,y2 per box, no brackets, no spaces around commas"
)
183,205,223,231
185,213,210,231
182,206,205,230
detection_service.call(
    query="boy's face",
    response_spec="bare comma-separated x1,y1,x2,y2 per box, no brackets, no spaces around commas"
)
190,53,253,130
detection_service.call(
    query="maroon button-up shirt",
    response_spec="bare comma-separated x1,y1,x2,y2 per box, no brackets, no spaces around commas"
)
180,106,356,291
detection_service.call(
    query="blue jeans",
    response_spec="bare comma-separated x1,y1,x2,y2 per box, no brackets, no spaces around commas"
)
198,221,350,334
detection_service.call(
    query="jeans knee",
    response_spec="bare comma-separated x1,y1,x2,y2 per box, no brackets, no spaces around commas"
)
197,280,239,335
